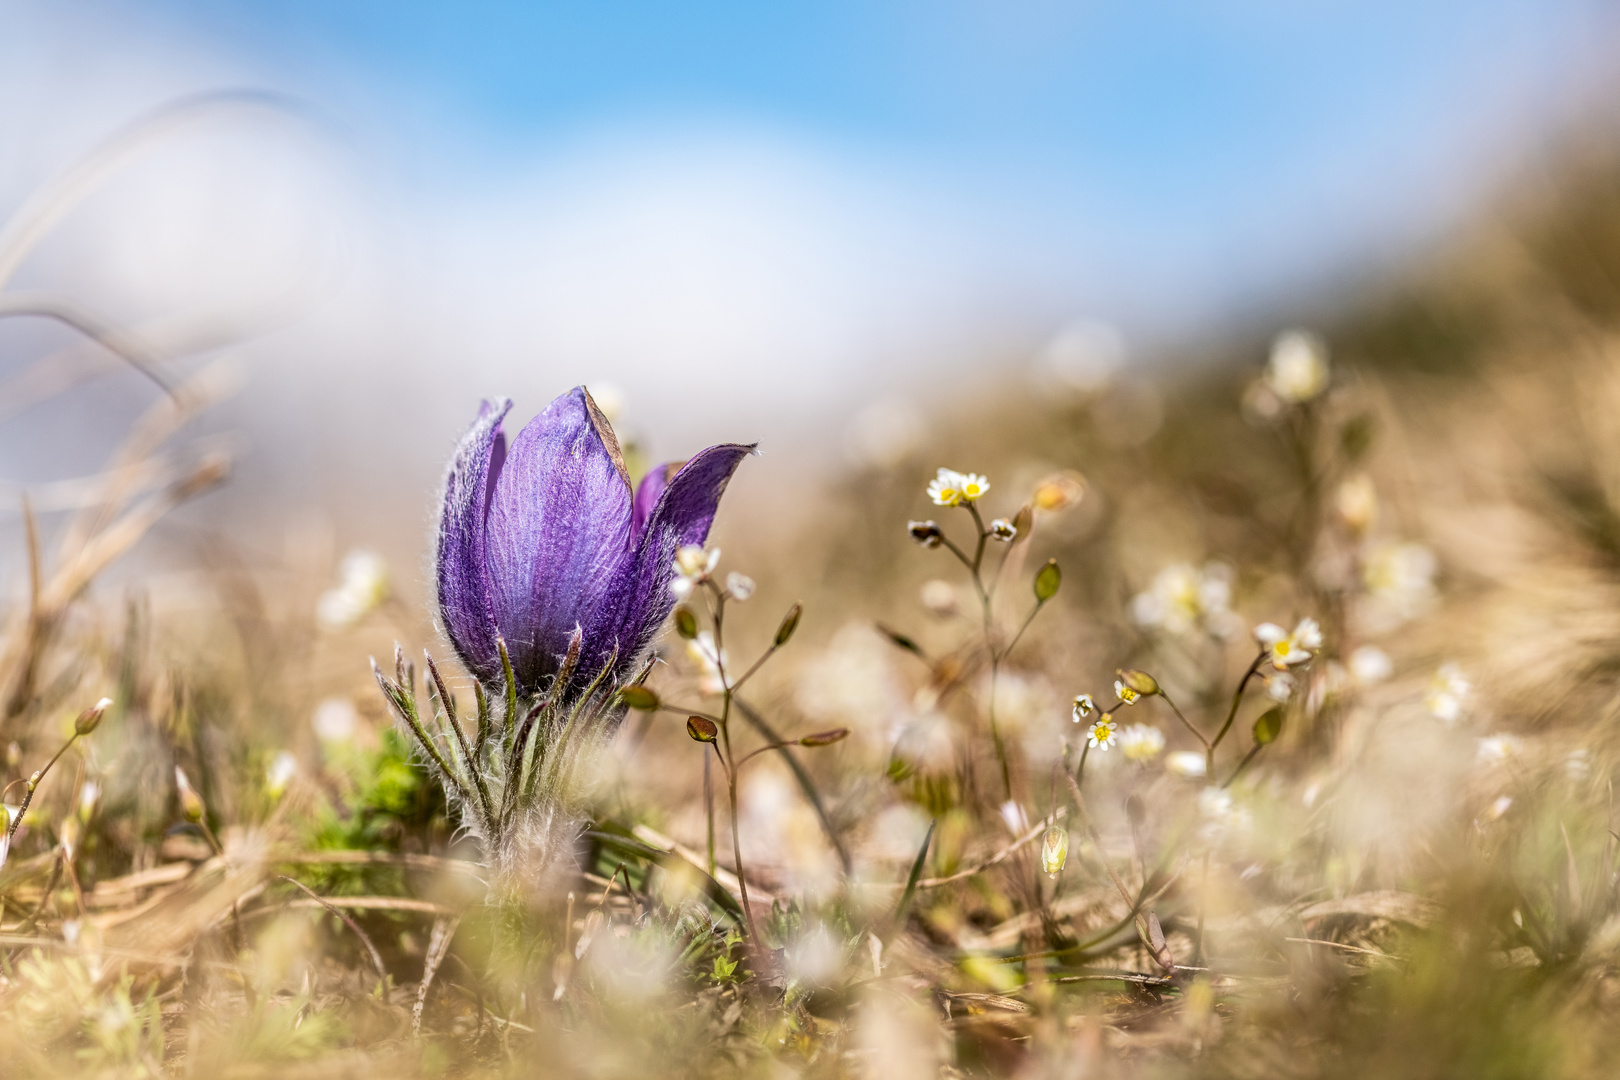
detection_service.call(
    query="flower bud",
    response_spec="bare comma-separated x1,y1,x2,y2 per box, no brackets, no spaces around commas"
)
908,520,944,548
686,716,719,744
798,728,849,748
989,518,1017,542
618,686,661,711
174,766,205,824
1115,668,1160,697
74,697,113,737
1041,825,1069,876
774,603,803,647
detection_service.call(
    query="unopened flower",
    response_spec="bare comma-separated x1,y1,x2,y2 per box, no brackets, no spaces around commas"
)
1255,618,1321,670
1032,470,1085,512
927,469,966,507
1427,662,1470,724
1166,751,1208,778
1087,716,1116,750
908,520,944,547
1113,680,1140,706
78,780,101,820
435,390,750,700
1072,694,1096,722
174,766,205,824
1348,645,1392,685
725,572,755,601
989,518,1017,542
1041,825,1069,876
1264,330,1329,403
999,800,1030,836
1130,562,1233,637
672,545,722,598
317,550,390,631
1118,724,1166,762
1335,474,1378,535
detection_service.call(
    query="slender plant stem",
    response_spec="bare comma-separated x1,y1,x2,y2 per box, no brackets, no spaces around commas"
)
1208,652,1268,776
704,749,715,878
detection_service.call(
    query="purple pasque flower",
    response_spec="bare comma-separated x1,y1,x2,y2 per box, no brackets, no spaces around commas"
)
436,386,751,700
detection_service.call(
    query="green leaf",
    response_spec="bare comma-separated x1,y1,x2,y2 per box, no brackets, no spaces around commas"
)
1253,706,1284,746
712,954,738,981
618,685,660,711
1033,559,1061,602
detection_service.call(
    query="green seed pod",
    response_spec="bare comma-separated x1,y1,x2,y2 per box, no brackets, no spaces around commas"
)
1253,706,1285,746
674,606,699,640
686,716,719,744
1033,559,1061,602
798,728,850,748
1116,669,1161,697
618,686,660,711
774,603,803,647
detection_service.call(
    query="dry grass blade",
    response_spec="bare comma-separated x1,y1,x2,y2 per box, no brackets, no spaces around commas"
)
280,876,392,1004
414,914,462,1039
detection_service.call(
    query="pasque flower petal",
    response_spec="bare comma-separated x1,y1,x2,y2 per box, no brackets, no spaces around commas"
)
486,387,637,691
435,396,512,684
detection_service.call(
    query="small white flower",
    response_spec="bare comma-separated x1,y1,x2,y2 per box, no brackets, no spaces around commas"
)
672,544,721,598
1166,751,1208,778
1118,724,1165,762
958,473,990,502
78,780,101,818
1114,680,1140,706
1198,787,1234,820
1263,671,1296,701
266,751,297,798
1087,716,1116,750
927,468,966,507
687,632,729,694
1129,562,1233,637
726,572,755,601
1363,541,1437,625
312,698,358,742
1348,646,1392,685
1427,662,1470,724
1264,330,1329,403
1071,694,1096,723
1477,734,1522,765
1255,618,1321,670
316,550,389,631
1485,795,1513,821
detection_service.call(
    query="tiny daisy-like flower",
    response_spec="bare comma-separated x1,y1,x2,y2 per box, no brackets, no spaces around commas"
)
1348,646,1392,685
927,468,965,507
1427,662,1471,724
726,572,755,601
1088,715,1116,750
1254,617,1321,670
672,544,721,598
1114,679,1140,705
1263,671,1296,701
1118,724,1165,762
989,518,1017,542
1166,751,1208,778
958,473,990,502
1072,694,1096,722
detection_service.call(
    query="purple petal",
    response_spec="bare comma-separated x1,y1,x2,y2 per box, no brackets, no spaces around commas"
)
486,387,636,689
589,442,754,680
435,397,512,684
631,461,681,540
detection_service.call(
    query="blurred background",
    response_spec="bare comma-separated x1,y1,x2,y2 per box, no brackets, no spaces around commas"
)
1,0,1618,578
